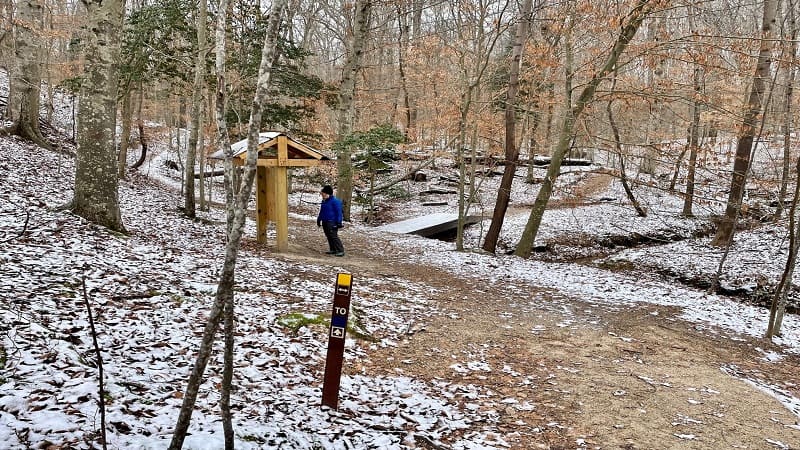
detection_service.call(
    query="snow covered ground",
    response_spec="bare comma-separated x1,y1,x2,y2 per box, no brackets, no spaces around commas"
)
2,133,799,448
2,70,800,448
0,137,497,449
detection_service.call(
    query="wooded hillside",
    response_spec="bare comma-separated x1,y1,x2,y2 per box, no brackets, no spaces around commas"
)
2,1,800,448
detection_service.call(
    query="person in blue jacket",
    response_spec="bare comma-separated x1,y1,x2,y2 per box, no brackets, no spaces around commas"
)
317,185,345,256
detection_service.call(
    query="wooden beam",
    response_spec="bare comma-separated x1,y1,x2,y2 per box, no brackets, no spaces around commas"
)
287,140,326,160
256,159,322,167
259,137,280,150
256,166,269,243
277,135,289,166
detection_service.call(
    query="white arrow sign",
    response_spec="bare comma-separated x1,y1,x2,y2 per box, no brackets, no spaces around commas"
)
331,326,345,339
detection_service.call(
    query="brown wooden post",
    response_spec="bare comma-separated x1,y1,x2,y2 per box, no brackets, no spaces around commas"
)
322,273,353,409
265,166,277,228
256,165,269,243
274,166,289,252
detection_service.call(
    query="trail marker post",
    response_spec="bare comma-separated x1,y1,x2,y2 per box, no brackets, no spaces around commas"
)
322,272,352,409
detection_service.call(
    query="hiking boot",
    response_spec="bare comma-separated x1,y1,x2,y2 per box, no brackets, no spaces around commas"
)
325,251,336,254
334,252,345,257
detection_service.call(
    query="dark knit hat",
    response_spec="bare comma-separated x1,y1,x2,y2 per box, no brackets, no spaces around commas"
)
321,185,334,195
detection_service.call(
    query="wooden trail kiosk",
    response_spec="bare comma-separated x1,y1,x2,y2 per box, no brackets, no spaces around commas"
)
211,132,328,252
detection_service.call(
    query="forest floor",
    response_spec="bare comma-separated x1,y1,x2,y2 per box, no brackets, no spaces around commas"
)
3,125,800,448
265,213,800,449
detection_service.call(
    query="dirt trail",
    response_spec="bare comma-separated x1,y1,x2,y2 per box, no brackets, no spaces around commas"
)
551,171,615,208
277,214,800,449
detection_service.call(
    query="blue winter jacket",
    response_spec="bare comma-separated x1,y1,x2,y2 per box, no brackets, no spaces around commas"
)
318,196,343,224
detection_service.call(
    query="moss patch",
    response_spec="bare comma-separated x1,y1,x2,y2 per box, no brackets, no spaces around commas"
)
277,311,377,342
277,312,329,333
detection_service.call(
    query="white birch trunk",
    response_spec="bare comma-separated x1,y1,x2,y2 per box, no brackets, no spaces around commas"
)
168,0,288,447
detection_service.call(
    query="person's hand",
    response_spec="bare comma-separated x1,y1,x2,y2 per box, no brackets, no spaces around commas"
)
336,223,343,229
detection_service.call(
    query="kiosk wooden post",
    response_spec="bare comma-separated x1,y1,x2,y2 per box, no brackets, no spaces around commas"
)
273,166,288,252
256,166,269,243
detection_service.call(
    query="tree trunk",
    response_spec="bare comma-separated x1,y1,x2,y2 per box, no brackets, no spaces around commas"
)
397,1,413,139
711,0,778,246
336,0,372,221
217,0,235,235
682,66,701,217
198,103,207,211
523,109,541,184
776,0,797,221
528,98,552,183
117,91,132,179
44,15,53,126
606,81,646,217
168,0,287,447
184,0,208,219
221,296,234,449
72,0,126,232
515,0,654,258
6,0,49,149
455,0,508,250
130,90,148,170
455,88,472,251
668,144,688,192
767,154,800,338
483,0,533,253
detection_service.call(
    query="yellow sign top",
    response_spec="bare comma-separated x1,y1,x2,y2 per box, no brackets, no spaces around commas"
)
337,273,352,287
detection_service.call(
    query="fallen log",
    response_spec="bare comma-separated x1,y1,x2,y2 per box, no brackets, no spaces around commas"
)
419,189,457,196
194,169,225,179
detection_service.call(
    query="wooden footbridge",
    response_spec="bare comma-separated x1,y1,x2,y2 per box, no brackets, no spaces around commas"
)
378,213,483,239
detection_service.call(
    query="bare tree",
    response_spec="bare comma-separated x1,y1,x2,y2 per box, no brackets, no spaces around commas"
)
711,0,778,245
336,0,372,221
184,0,209,219
515,0,655,258
70,0,126,232
607,72,646,218
681,1,703,217
453,0,510,251
215,0,235,441
396,0,414,138
767,154,800,338
168,0,288,448
775,0,797,221
81,277,108,450
766,0,799,339
482,0,534,253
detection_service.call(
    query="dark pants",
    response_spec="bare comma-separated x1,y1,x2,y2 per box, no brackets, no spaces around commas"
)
322,221,344,254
